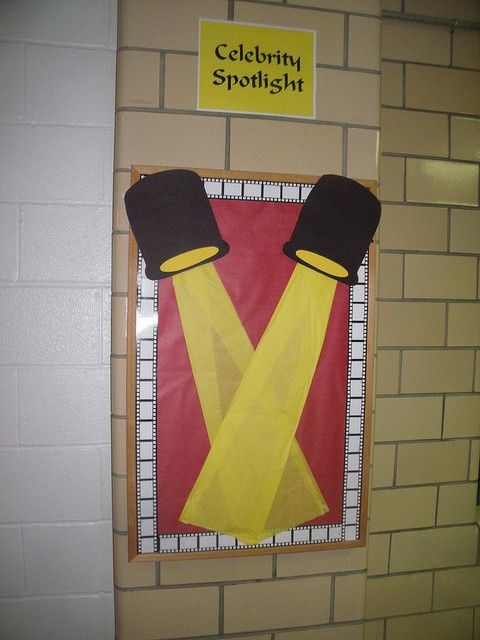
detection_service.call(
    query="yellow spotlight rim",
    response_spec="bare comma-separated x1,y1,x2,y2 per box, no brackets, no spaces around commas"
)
295,250,348,279
160,246,220,273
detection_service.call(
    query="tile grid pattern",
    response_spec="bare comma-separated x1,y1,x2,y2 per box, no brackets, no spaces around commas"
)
113,0,381,638
365,1,480,639
0,1,117,638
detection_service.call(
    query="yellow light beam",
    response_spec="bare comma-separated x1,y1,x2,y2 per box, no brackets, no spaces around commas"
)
173,262,253,442
173,263,328,539
176,263,335,544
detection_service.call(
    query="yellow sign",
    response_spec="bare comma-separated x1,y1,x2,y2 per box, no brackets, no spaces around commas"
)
198,20,316,119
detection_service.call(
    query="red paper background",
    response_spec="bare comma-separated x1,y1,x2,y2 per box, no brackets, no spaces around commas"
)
156,198,349,535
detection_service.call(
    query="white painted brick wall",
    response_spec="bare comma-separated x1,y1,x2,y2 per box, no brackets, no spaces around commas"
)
0,1,116,638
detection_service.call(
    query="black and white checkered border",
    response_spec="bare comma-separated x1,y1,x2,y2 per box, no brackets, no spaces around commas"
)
134,176,368,554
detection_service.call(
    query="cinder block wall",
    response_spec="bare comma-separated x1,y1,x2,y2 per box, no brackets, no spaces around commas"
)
364,1,480,639
112,1,381,638
0,1,116,637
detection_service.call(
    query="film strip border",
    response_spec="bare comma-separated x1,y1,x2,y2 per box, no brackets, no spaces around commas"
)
343,257,368,542
203,177,314,202
134,175,369,554
135,251,158,554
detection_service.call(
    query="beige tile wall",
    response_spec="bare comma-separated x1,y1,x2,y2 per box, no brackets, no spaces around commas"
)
113,1,381,638
113,1,479,638
366,2,480,639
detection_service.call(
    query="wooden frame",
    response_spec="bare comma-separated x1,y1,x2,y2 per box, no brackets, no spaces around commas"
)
127,165,376,560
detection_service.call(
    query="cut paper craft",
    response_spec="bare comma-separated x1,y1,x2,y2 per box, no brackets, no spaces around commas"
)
177,263,334,543
173,262,329,542
283,174,381,285
124,170,229,280
125,170,381,545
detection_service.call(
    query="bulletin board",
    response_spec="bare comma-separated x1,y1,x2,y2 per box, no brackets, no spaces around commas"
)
127,166,376,560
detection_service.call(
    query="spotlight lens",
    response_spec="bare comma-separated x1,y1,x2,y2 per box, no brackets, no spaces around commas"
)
296,250,348,278
160,246,220,273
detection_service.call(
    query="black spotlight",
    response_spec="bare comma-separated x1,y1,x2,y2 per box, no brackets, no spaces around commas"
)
283,174,381,285
125,170,230,280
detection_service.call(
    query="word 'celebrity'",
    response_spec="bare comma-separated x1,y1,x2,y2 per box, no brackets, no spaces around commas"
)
215,43,301,71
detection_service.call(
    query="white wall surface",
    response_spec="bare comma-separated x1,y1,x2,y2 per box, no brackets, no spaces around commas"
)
0,2,116,638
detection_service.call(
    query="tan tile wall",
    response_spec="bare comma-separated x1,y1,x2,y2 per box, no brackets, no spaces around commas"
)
112,1,381,638
113,1,479,638
366,2,480,639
